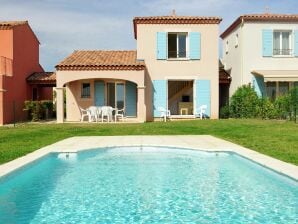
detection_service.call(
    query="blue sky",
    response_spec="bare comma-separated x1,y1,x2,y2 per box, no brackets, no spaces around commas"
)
0,0,298,71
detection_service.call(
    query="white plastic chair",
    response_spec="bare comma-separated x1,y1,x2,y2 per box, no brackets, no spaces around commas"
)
158,107,171,122
101,106,113,122
114,108,125,122
198,105,207,120
88,106,99,122
79,107,91,122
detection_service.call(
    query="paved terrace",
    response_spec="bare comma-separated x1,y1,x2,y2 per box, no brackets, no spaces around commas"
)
0,135,297,180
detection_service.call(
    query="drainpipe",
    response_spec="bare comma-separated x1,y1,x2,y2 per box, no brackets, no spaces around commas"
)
240,17,244,86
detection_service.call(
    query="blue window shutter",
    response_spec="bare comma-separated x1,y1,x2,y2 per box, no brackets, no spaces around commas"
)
153,80,167,117
94,81,105,106
189,32,201,60
294,30,298,57
156,32,167,59
196,80,210,117
125,81,137,116
252,75,265,98
262,29,273,57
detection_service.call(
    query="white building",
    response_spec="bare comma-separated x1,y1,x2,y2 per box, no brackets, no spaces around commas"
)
221,14,298,99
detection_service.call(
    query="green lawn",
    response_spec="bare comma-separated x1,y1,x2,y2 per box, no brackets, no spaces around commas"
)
0,119,297,165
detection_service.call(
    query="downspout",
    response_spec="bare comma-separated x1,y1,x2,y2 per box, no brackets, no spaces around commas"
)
240,17,244,86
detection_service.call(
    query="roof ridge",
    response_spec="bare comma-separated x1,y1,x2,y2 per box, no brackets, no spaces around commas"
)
72,50,137,52
221,13,298,39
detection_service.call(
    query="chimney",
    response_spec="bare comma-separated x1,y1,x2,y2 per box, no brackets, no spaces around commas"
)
171,9,176,17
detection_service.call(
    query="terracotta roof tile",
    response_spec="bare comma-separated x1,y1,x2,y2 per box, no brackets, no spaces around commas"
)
133,15,222,39
219,61,231,84
221,13,298,39
0,21,28,29
56,50,145,71
27,72,56,84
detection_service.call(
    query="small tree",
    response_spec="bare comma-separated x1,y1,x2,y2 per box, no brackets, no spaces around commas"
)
289,86,298,123
230,85,259,118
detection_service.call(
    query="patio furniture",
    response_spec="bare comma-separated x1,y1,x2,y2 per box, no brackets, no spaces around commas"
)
158,107,171,122
197,105,207,120
79,107,91,122
88,106,100,122
101,106,113,122
114,108,125,122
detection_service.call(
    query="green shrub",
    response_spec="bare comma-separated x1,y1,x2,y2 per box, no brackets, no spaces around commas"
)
274,95,291,120
257,98,277,119
24,100,54,121
230,85,259,118
219,105,230,119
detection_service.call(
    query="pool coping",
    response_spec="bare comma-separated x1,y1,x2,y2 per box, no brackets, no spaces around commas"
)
0,135,297,181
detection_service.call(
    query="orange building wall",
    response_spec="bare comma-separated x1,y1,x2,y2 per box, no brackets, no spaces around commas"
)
0,24,43,125
0,29,13,125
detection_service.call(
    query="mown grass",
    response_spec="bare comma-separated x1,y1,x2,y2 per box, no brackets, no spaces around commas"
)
0,119,297,165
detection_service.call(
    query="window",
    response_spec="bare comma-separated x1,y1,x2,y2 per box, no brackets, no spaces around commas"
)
279,82,289,96
266,82,276,100
265,81,294,100
225,40,229,54
168,33,187,59
273,31,292,56
81,83,90,98
235,34,239,47
107,82,125,109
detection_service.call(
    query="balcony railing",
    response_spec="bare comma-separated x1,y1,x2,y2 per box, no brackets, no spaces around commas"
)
167,51,188,59
0,56,13,76
273,49,292,56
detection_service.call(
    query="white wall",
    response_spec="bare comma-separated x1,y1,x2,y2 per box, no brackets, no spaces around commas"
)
222,21,298,96
222,24,242,95
243,22,298,84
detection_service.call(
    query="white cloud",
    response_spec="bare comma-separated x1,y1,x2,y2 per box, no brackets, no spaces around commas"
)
0,0,297,70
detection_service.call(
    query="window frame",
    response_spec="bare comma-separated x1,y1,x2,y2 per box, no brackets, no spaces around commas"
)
235,33,239,48
273,30,293,57
225,40,229,54
81,82,91,99
167,32,189,60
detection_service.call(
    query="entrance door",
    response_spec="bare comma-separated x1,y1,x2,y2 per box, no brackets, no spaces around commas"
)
107,82,125,109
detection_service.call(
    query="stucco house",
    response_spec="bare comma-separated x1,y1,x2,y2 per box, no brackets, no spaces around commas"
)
221,14,298,99
0,21,54,125
55,14,222,122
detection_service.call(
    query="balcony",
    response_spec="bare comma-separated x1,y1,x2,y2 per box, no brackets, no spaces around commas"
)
0,56,13,76
273,49,293,56
167,51,188,60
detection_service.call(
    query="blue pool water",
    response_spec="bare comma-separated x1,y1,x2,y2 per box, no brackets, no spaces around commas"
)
0,147,297,223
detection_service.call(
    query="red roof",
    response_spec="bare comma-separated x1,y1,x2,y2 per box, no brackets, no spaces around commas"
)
221,13,298,39
0,21,28,29
133,15,222,39
56,50,145,71
27,72,56,84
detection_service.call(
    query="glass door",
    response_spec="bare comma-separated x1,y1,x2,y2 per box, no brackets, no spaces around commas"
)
106,82,125,109
116,83,125,109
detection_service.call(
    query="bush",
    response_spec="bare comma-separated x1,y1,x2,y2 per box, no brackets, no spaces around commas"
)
274,95,291,120
24,100,54,121
256,98,277,119
219,105,230,119
229,85,259,118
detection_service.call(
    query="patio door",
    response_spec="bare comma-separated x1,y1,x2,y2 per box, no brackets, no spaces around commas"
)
107,82,125,109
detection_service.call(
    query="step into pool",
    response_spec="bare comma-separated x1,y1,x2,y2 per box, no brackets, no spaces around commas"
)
0,147,297,223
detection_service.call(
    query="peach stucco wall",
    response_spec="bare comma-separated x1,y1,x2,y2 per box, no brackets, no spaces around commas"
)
56,70,146,122
0,24,43,125
137,23,219,119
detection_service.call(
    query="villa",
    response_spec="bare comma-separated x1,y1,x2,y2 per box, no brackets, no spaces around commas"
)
55,13,222,122
221,14,298,99
0,21,54,125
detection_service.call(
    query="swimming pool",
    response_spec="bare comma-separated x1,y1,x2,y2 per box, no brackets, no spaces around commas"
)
0,146,297,223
